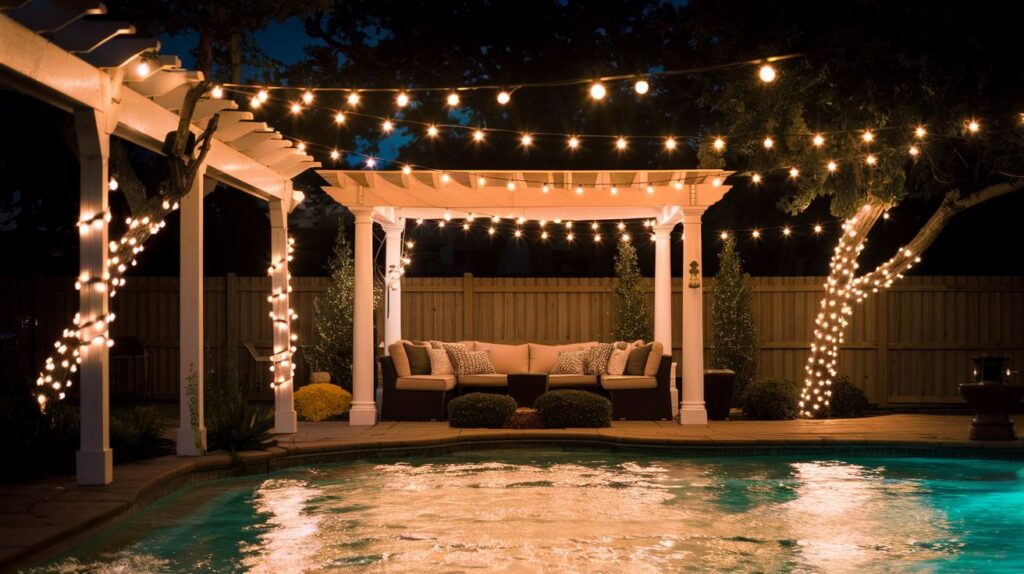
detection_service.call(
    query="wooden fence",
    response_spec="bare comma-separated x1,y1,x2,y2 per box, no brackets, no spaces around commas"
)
2,275,1021,405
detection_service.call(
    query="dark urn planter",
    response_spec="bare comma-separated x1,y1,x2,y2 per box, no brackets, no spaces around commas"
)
959,356,1023,441
704,369,736,421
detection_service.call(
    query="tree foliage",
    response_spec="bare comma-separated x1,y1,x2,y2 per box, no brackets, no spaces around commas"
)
611,241,652,342
712,235,758,404
306,218,355,390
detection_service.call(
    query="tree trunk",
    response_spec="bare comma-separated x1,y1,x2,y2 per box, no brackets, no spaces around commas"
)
196,29,214,76
801,180,1024,417
230,32,243,84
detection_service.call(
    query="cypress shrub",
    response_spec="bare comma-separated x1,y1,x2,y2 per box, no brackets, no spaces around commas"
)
828,376,870,418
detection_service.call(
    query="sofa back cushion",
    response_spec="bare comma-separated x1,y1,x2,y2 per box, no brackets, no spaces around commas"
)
387,340,413,377
624,343,653,376
644,341,664,376
528,342,597,373
404,343,432,375
474,342,529,374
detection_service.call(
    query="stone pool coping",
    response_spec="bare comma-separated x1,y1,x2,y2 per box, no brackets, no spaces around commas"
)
4,414,1022,569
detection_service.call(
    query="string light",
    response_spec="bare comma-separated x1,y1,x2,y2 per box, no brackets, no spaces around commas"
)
966,119,981,133
909,145,920,157
249,96,261,109
712,137,725,151
396,92,410,107
568,136,580,149
108,177,119,191
211,85,223,98
646,184,654,194
365,156,376,168
290,102,301,113
720,231,729,240
763,136,774,149
521,133,533,147
782,226,792,236
426,125,439,138
302,90,314,105
402,164,413,174
497,91,511,105
589,82,607,100
751,173,761,184
827,160,838,173
347,92,361,106
789,167,800,178
865,153,878,166
758,64,777,83
330,150,340,160
615,137,628,150
665,137,678,151
334,111,346,124
751,229,761,238
576,185,584,195
506,181,516,191
446,92,460,106
257,89,269,103
634,79,650,94
382,120,394,133
812,134,825,147
814,224,823,234
862,130,874,143
914,125,926,138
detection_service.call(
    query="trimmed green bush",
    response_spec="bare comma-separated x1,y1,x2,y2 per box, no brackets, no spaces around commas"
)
535,390,612,428
448,393,518,428
828,376,869,418
741,378,800,420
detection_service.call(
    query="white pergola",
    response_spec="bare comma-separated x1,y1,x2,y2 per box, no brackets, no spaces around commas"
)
319,169,732,426
1,2,318,484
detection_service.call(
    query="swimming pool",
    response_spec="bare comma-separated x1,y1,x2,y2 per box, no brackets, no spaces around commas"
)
28,448,1024,573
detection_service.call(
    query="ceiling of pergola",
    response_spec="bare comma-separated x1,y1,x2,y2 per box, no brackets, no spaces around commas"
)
319,169,733,224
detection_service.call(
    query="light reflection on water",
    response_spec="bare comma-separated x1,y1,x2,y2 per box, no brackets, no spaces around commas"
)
28,450,1024,573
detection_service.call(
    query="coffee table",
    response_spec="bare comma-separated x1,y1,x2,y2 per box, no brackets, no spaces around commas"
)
507,372,549,407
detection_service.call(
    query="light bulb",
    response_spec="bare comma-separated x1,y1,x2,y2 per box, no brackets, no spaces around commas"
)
211,85,223,98
426,125,439,138
365,156,376,168
827,160,838,172
296,142,306,152
589,82,607,100
610,186,618,195
257,89,269,102
330,150,340,160
763,136,774,149
720,231,729,240
446,92,460,106
783,227,792,236
634,79,649,94
473,129,485,142
862,130,874,143
290,102,301,114
521,133,533,147
712,137,725,151
812,134,825,147
665,137,677,150
814,224,823,234
865,154,878,166
135,61,150,77
568,136,580,149
402,164,412,174
108,177,118,191
646,184,654,194
542,184,550,193
967,119,980,133
396,92,410,107
514,229,522,238
249,96,261,109
758,64,776,83
506,181,516,191
335,111,346,124
576,186,584,195
909,145,920,157
752,229,761,238
615,137,627,150
751,173,762,183
478,176,486,186
789,167,799,178
302,90,314,104
497,91,511,105
382,120,394,133
347,92,361,106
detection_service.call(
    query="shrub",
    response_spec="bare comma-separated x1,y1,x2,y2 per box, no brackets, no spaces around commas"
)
535,390,612,428
741,378,800,420
448,393,517,428
828,376,869,418
295,383,352,421
207,400,276,452
110,405,172,463
712,234,759,406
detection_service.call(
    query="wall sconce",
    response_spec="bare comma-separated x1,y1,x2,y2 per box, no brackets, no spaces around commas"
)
688,260,701,288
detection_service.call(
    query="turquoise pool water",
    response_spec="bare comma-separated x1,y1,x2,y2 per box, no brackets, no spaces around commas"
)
29,449,1024,573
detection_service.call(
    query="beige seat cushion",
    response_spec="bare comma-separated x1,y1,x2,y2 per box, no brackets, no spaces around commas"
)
457,374,509,387
548,374,597,388
601,375,658,390
396,375,456,391
387,340,414,377
645,342,664,376
475,342,529,374
528,342,598,373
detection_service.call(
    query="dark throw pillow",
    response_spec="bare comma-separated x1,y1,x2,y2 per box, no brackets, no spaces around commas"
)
404,343,432,375
624,343,653,376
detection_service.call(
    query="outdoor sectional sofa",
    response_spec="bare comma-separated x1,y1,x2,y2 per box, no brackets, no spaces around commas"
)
379,340,673,421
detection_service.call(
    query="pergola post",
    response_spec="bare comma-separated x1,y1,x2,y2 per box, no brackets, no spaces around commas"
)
382,220,405,348
175,170,210,455
270,197,298,433
680,207,708,425
653,222,675,350
350,207,377,425
74,107,113,485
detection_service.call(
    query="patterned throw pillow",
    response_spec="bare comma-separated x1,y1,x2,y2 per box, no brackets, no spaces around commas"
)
606,349,629,376
551,350,587,374
457,350,496,375
428,348,454,375
584,343,614,375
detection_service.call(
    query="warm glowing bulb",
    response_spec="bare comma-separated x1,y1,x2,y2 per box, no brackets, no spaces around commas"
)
827,160,838,172
211,85,223,98
446,92,460,106
347,92,361,106
634,79,649,94
135,61,150,77
257,89,269,102
862,130,874,143
712,137,725,151
473,129,485,142
568,136,580,149
427,125,439,138
610,186,618,195
506,181,516,191
967,119,980,133
763,136,774,149
674,180,683,190
590,82,607,100
909,145,920,157
576,186,584,195
478,176,486,186
396,92,410,107
402,164,412,174
497,91,511,105
914,126,926,138
108,177,118,191
331,111,346,125
330,150,340,160
365,156,376,168
441,172,451,184
783,227,792,236
812,134,825,147
615,137,627,150
646,185,654,194
488,226,496,235
865,153,878,166
758,64,777,83
751,173,762,184
720,231,729,240
249,96,261,109
752,229,761,238
521,133,533,147
814,224,823,234
290,102,302,113
789,167,800,178
492,214,500,222
296,142,306,152
514,229,522,238
382,120,394,133
662,137,676,151
302,90,314,104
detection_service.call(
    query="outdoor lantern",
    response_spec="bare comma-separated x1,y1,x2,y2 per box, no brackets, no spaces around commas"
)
688,261,701,288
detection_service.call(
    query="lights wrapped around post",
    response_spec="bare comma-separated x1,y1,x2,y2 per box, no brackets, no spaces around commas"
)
267,236,299,388
36,197,179,409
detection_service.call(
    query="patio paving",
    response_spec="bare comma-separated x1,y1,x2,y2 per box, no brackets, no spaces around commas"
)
3,414,1022,569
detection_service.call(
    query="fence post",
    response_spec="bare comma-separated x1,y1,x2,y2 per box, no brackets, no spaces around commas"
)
463,272,474,340
225,273,238,373
875,288,890,407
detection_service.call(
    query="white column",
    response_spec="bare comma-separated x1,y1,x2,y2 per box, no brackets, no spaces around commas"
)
270,197,298,433
350,207,377,425
680,208,708,425
382,219,405,348
74,108,113,485
653,222,675,351
176,171,210,454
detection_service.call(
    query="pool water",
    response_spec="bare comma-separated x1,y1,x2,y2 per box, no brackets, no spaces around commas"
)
28,449,1024,573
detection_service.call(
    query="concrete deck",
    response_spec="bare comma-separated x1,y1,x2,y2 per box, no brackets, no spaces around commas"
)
3,414,1022,568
